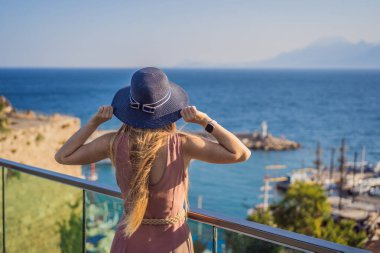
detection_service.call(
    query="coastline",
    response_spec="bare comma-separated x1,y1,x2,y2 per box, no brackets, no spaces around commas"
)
0,97,83,177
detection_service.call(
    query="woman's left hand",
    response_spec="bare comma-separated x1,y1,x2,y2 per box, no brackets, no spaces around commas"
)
89,105,113,126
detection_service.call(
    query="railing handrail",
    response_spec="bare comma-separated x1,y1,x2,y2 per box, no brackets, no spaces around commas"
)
0,158,370,253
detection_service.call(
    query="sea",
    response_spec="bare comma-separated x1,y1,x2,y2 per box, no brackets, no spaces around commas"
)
1,68,380,219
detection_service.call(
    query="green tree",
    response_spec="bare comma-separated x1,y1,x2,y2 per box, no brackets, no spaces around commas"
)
271,181,330,237
322,218,367,248
56,199,83,253
270,181,367,248
248,208,275,226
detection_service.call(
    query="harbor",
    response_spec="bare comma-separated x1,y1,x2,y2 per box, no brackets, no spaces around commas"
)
249,142,380,246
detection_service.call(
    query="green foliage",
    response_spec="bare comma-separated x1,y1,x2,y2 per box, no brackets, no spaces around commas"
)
271,181,330,237
35,132,45,142
322,218,367,248
248,208,275,226
267,181,367,248
223,182,367,250
0,103,9,132
56,198,83,253
6,170,21,180
0,119,9,132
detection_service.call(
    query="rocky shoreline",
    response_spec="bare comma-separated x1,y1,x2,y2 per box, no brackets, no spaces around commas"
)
0,96,82,177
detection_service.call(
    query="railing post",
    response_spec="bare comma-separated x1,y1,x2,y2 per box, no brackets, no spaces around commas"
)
82,189,86,253
2,166,5,253
212,226,217,253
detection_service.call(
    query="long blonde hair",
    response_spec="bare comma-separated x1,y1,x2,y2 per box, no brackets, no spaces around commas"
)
110,123,190,238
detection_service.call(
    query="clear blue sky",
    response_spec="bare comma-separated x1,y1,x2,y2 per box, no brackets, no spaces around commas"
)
1,0,379,67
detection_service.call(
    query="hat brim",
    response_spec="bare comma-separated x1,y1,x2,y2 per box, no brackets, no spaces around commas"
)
111,81,189,129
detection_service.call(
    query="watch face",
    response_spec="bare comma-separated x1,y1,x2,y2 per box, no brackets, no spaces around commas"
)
205,123,214,133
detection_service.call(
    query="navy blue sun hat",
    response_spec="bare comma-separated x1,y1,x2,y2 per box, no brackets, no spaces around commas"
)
111,67,189,129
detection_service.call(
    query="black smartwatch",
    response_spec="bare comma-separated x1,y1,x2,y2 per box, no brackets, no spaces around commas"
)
205,120,217,133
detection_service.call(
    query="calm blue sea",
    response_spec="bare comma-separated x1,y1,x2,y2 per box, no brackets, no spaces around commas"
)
1,68,380,219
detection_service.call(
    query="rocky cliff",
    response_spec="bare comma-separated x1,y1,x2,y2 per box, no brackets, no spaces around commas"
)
0,96,83,177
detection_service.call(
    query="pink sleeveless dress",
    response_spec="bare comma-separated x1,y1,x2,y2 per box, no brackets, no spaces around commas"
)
110,132,194,253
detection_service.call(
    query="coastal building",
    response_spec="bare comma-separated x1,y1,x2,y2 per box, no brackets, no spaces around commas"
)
261,121,268,139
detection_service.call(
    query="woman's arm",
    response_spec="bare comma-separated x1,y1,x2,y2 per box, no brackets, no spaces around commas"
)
180,106,251,164
55,105,115,165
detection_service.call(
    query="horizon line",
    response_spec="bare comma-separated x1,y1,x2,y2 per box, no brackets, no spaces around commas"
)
1,66,380,71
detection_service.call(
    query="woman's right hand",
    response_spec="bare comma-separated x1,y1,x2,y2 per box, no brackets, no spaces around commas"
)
180,106,210,127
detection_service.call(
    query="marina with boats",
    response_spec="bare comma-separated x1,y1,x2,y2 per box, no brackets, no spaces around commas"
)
250,141,380,245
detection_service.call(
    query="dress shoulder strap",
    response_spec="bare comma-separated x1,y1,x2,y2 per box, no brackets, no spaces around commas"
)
109,133,117,166
170,132,183,160
109,126,126,166
175,132,183,155
173,132,190,215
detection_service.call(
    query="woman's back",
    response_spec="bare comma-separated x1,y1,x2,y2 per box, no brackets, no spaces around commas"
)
110,131,193,253
55,67,250,253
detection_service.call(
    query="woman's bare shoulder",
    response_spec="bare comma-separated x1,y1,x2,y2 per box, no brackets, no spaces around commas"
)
177,131,211,155
177,131,198,146
107,131,121,146
99,131,118,142
176,131,246,164
176,132,195,166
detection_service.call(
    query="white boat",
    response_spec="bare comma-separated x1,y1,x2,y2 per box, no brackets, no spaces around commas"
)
351,177,380,195
276,168,317,191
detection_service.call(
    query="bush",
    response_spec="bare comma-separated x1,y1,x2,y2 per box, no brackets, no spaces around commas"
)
56,199,83,253
35,133,45,142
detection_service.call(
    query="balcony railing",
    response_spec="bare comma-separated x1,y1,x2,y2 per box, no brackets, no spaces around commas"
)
0,158,370,253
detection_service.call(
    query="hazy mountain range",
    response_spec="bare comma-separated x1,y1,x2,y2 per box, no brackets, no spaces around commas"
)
176,38,380,69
